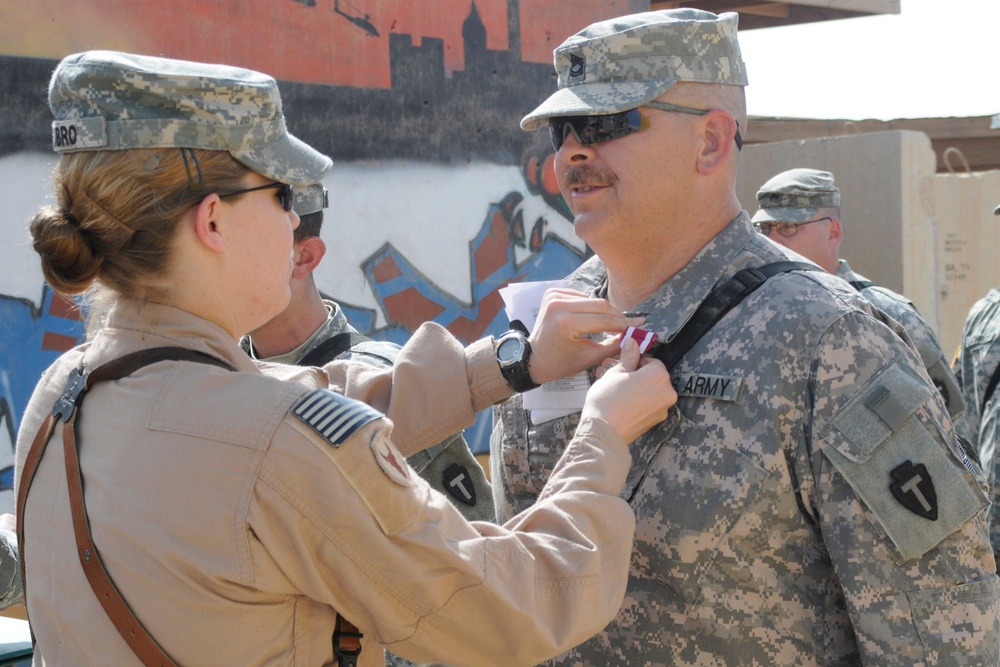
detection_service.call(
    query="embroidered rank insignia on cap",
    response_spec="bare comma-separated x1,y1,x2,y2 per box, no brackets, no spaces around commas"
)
372,433,411,486
568,52,586,83
889,460,938,521
443,463,477,506
292,388,382,448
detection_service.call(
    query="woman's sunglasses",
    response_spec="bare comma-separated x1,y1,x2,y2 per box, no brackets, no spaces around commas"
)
218,182,294,212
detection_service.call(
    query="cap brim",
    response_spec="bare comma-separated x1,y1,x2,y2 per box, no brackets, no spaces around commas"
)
234,132,332,187
994,204,1000,215
751,206,819,224
521,79,678,131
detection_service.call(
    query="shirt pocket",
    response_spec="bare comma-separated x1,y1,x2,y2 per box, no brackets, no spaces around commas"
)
629,413,769,608
906,577,1000,665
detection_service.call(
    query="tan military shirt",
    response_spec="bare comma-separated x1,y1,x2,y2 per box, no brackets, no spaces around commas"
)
16,299,635,666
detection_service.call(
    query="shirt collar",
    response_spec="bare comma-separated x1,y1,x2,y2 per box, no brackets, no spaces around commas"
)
569,212,789,344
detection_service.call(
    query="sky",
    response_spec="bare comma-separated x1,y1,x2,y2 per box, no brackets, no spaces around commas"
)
737,0,999,121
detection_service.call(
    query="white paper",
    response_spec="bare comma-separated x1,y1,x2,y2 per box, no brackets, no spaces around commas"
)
499,280,590,420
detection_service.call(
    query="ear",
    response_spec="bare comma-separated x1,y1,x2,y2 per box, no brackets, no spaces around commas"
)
695,109,738,175
291,236,327,280
191,193,226,253
829,218,843,242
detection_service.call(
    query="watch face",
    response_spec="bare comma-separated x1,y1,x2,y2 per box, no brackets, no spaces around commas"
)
497,335,525,363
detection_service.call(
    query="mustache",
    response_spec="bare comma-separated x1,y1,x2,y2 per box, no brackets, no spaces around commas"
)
561,166,616,190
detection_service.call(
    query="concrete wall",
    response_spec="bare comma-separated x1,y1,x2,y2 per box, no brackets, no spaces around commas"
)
737,129,999,356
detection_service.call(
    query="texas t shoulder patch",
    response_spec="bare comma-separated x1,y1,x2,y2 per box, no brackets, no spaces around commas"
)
889,460,938,521
292,388,383,448
443,463,477,506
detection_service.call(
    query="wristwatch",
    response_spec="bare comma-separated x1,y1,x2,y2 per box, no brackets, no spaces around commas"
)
495,330,540,393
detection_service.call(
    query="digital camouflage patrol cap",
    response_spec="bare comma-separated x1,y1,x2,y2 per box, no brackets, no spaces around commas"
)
521,9,747,131
293,183,330,217
48,50,332,186
752,168,841,224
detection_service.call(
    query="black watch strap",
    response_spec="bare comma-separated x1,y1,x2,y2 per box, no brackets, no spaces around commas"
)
496,331,540,393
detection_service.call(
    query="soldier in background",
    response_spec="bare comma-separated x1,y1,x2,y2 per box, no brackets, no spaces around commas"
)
0,514,19,610
751,168,968,430
492,9,999,665
242,184,494,523
953,206,1000,568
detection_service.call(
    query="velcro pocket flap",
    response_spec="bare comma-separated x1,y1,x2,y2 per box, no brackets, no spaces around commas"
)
822,359,933,464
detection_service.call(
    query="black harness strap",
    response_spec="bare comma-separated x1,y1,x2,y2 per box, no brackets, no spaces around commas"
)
648,261,820,372
982,363,1000,412
299,331,376,367
849,279,876,291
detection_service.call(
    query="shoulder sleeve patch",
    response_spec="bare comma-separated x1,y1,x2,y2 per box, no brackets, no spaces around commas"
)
291,388,383,447
820,360,988,561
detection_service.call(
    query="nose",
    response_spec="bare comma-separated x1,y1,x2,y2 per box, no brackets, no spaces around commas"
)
556,131,595,163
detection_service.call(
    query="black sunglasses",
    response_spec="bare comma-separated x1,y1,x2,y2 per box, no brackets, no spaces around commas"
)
548,100,743,152
218,182,294,212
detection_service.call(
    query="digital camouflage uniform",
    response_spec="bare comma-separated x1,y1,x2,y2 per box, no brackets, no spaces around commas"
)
834,260,967,427
492,215,999,665
954,287,1000,565
501,10,999,663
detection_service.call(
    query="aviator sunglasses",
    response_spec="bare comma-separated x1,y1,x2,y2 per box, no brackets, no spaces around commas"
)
218,182,295,212
548,101,743,152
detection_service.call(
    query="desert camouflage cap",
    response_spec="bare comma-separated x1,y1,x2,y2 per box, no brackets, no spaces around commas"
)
521,9,747,131
48,50,332,186
293,183,330,217
752,168,841,224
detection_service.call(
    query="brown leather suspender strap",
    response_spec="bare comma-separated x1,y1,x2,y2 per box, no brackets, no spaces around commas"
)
17,347,235,667
333,614,363,666
63,403,179,666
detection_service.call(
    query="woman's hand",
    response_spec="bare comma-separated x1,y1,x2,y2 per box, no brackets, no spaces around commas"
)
582,337,675,444
527,288,642,385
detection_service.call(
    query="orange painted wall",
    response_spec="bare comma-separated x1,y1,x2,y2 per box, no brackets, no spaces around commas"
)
2,0,640,88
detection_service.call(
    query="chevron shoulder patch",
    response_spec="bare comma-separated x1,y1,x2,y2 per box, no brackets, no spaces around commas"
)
291,388,383,447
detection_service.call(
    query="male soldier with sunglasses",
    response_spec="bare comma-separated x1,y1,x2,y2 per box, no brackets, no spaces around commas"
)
491,9,999,665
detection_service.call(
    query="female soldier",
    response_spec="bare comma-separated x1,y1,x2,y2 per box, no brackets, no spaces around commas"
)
16,51,674,667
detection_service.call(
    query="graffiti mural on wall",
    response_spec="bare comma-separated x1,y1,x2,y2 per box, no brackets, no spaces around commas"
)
0,150,581,492
341,151,587,448
0,0,640,499
0,289,86,509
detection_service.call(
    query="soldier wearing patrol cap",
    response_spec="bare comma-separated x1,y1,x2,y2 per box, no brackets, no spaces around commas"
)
241,183,495,522
953,204,1000,571
493,9,1000,665
17,50,675,666
243,185,496,667
752,167,968,434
